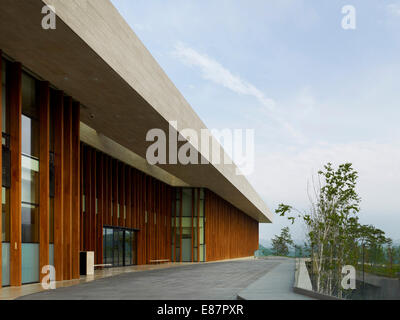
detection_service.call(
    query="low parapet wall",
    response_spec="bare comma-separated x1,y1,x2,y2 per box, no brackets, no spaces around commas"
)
293,258,342,300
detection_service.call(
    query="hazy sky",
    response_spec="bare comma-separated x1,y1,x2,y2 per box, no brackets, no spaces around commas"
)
111,0,400,243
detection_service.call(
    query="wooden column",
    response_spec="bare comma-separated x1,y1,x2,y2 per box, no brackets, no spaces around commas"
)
119,163,125,227
9,62,22,286
126,167,132,229
132,170,137,230
106,157,111,226
80,143,84,251
97,153,104,264
63,97,72,280
171,189,175,262
191,189,194,262
90,149,96,251
84,147,91,251
0,51,3,286
39,81,50,282
53,91,64,281
197,188,200,262
71,102,80,279
112,160,118,227
179,188,182,262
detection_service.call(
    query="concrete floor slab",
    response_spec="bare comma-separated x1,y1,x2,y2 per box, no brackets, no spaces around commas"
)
17,259,280,300
237,257,315,300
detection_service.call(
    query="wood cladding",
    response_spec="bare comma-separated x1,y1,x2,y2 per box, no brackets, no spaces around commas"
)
53,90,64,281
9,62,22,286
71,102,80,279
80,143,172,265
39,81,50,283
205,190,259,261
0,50,3,286
1,54,260,287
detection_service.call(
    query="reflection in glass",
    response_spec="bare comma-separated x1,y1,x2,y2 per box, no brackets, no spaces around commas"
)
21,115,40,159
21,155,39,205
21,203,39,243
21,73,38,120
103,227,136,267
49,198,54,243
2,187,10,242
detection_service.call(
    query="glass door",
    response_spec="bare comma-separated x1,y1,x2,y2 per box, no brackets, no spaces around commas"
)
103,227,137,267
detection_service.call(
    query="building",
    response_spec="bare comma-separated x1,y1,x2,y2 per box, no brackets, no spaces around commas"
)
0,0,272,287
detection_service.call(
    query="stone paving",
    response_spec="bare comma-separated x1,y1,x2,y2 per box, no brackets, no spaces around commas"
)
18,258,281,300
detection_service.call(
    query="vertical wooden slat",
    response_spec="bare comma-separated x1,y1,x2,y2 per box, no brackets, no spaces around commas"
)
104,156,109,226
63,97,73,280
84,146,90,251
134,170,138,229
90,149,96,252
39,81,50,282
171,189,175,262
9,62,22,286
107,157,112,226
80,143,84,251
197,188,200,262
112,159,118,226
119,163,125,227
179,188,182,262
191,189,194,262
53,90,64,281
102,155,107,227
0,51,3,286
72,102,80,279
146,176,150,263
144,174,147,264
97,153,104,264
204,189,259,262
126,167,132,229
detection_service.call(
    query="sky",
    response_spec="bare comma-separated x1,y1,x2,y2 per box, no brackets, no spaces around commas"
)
111,0,400,244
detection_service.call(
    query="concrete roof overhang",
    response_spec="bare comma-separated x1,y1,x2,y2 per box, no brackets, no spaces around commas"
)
0,0,273,223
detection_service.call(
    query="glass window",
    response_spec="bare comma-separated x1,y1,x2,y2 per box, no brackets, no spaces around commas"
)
2,187,10,242
2,59,7,133
118,230,123,266
2,59,10,189
182,188,192,217
124,231,131,266
21,155,40,204
21,72,40,245
106,228,113,265
21,203,39,243
21,115,40,159
113,229,119,266
21,73,38,119
49,198,54,243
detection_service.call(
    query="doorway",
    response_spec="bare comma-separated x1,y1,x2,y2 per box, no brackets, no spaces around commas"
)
103,227,137,267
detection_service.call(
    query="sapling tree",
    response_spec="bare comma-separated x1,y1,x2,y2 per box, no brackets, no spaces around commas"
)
276,163,361,296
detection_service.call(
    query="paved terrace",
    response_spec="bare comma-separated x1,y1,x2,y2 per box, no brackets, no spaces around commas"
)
11,257,311,300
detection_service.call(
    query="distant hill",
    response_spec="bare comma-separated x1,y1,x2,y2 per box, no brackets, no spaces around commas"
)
257,244,273,256
258,243,310,257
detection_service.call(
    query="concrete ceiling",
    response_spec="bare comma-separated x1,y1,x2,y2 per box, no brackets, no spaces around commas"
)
0,0,273,223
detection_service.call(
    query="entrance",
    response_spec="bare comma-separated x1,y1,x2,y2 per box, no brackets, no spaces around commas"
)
103,227,137,267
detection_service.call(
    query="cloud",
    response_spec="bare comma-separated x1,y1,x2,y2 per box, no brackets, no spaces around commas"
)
387,3,400,17
250,140,400,240
172,42,307,144
173,42,276,110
